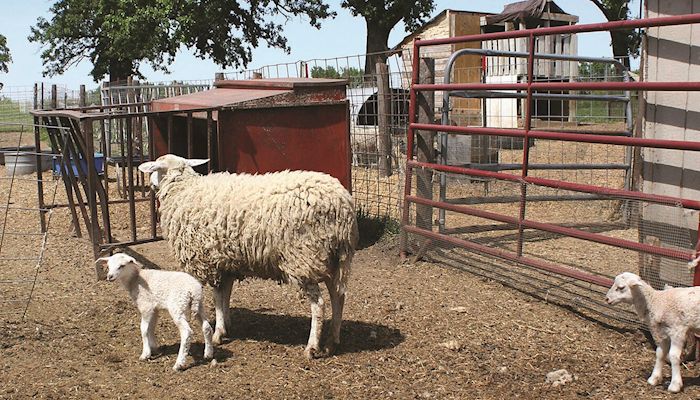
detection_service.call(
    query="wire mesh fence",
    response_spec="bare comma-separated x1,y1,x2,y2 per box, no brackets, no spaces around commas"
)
0,122,64,321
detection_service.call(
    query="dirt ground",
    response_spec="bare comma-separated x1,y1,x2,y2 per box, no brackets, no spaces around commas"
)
2,135,700,399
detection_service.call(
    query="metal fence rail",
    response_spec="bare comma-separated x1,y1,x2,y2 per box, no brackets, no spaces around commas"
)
400,13,700,297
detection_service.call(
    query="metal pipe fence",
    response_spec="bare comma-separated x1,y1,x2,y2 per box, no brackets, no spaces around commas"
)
400,11,700,319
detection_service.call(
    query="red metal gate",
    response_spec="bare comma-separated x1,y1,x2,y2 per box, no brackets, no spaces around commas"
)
401,14,700,292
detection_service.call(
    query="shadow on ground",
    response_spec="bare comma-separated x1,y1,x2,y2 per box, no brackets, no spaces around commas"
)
221,307,404,355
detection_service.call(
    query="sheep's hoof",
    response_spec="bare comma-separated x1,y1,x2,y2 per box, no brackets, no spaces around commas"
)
212,331,226,345
322,342,338,357
647,375,662,386
139,353,152,361
304,347,320,360
173,362,187,371
668,382,682,393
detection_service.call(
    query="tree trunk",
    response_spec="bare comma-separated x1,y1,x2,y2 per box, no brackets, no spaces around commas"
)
364,23,391,77
611,30,632,70
108,61,133,85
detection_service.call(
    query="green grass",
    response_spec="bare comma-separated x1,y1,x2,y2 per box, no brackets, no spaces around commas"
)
0,97,35,133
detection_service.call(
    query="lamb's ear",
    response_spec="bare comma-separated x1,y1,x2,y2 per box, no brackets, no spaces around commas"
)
95,257,110,264
627,275,643,287
185,158,209,167
138,160,166,173
125,256,143,268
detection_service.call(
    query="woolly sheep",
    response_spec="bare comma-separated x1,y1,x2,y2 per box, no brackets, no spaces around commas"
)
138,154,358,359
97,253,214,371
606,272,700,393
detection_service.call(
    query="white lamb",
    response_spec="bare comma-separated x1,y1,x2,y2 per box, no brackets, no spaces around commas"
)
97,252,214,371
138,154,358,359
606,272,700,393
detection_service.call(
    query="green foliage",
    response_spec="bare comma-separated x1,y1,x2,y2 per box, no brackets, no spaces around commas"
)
0,34,11,73
578,61,618,80
310,66,363,87
589,0,641,67
340,0,435,74
29,0,336,82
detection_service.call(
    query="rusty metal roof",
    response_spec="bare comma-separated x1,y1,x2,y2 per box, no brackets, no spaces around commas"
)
151,87,290,110
152,78,348,110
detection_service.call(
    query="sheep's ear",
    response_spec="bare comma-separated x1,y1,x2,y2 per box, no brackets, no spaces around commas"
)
95,257,110,264
185,158,209,167
138,160,166,173
131,259,144,268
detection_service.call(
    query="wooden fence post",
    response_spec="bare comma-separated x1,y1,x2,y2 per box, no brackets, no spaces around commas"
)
79,85,86,108
376,62,392,177
415,58,435,231
50,84,57,109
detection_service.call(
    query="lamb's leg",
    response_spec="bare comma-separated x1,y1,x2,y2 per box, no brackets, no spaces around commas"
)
668,333,687,393
648,337,670,386
147,312,159,354
324,278,345,356
194,303,214,360
212,275,234,345
304,283,325,360
172,315,193,371
139,310,157,360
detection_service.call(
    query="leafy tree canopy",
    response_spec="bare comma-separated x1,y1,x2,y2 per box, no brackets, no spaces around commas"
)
589,0,641,68
310,65,363,87
0,34,11,73
341,0,435,75
29,0,335,83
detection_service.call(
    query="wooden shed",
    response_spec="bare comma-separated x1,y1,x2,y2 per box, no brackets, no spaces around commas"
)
640,0,700,286
149,78,352,191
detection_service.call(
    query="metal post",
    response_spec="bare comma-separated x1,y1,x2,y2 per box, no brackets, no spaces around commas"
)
416,58,435,234
399,38,421,258
516,33,536,257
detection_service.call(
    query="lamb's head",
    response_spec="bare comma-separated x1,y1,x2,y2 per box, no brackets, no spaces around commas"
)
137,154,209,189
606,272,643,305
96,253,143,282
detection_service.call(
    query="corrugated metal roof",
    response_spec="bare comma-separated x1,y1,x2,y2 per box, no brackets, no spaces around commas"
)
151,87,291,109
152,78,348,110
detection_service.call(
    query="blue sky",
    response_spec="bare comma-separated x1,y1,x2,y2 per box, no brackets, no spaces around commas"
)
0,0,641,89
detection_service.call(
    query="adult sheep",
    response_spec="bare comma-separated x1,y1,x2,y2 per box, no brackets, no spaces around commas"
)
138,154,358,359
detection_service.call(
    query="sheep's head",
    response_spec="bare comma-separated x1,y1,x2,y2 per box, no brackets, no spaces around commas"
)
96,253,143,282
606,272,643,305
137,154,209,189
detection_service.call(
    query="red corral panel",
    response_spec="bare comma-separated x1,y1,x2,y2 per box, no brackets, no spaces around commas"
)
218,103,351,191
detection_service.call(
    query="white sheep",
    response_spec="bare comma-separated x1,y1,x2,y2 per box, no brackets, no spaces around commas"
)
97,252,214,371
606,272,700,393
138,154,358,359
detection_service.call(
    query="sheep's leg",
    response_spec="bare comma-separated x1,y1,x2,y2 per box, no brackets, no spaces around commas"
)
172,315,193,371
221,275,234,333
324,278,345,356
304,283,325,360
648,337,670,386
194,304,214,360
147,312,159,353
212,275,234,345
668,333,687,393
139,310,157,360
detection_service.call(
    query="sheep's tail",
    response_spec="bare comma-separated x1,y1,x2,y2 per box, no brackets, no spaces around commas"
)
334,251,354,297
333,218,359,297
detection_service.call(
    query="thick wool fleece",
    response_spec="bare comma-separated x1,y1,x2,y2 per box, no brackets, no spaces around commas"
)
157,168,358,289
